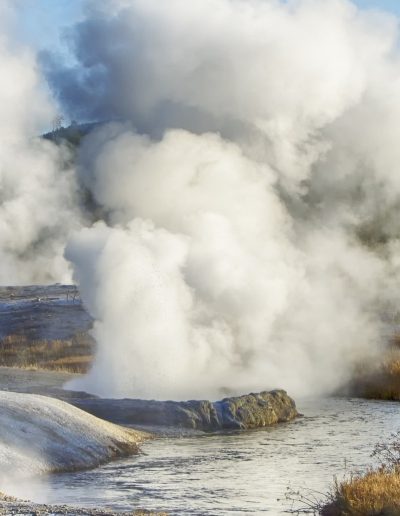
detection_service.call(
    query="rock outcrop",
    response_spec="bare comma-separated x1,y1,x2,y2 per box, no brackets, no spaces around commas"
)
71,389,298,432
0,390,149,476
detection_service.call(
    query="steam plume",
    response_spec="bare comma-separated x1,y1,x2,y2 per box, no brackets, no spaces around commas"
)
60,0,400,399
0,2,81,284
4,0,400,399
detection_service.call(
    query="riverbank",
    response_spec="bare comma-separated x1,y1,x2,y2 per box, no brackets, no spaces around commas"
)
320,469,400,515
0,365,78,392
345,344,400,400
318,430,400,516
0,492,167,515
0,285,93,373
0,369,157,514
0,366,301,514
1,366,398,515
25,396,398,515
0,390,150,476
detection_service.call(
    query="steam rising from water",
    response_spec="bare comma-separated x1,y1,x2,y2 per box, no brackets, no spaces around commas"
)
5,0,400,399
63,0,400,399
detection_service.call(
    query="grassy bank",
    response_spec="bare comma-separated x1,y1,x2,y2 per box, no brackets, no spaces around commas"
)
290,432,400,515
321,469,400,515
346,337,400,400
0,333,94,373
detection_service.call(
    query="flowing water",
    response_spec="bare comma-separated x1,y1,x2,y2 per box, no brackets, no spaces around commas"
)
22,397,400,514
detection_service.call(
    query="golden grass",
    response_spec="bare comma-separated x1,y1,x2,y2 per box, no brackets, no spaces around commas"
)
348,344,400,400
0,491,18,502
0,333,94,373
43,354,93,373
383,355,400,376
322,469,400,516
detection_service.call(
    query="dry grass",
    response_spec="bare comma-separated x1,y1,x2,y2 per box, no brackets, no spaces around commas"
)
322,469,400,515
289,433,400,515
321,431,400,515
287,472,400,516
0,332,94,373
43,354,93,373
0,491,18,502
347,341,400,400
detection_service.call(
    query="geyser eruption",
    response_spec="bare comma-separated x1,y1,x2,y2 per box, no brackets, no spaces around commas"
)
65,128,388,399
58,0,400,400
66,130,305,399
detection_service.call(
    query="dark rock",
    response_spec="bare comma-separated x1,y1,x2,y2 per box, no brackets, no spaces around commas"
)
0,284,92,340
70,389,298,432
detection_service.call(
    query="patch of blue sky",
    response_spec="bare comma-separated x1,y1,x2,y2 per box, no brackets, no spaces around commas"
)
13,0,400,58
15,0,84,58
352,0,400,15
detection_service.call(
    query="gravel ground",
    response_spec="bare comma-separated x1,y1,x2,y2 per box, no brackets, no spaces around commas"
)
0,496,166,515
0,366,78,392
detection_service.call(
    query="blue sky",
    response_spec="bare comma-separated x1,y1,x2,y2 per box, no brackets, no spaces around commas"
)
353,0,400,13
14,0,400,55
15,0,84,54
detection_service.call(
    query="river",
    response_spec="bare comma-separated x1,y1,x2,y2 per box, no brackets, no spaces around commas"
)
16,396,400,515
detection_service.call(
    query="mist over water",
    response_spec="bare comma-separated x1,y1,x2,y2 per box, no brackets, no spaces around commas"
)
3,0,400,399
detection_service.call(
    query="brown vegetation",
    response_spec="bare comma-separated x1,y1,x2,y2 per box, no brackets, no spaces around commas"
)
322,470,400,515
0,332,94,373
288,432,400,515
347,336,400,400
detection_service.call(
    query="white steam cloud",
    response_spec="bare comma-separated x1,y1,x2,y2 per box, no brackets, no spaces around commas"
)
4,0,400,399
62,0,400,399
0,1,81,284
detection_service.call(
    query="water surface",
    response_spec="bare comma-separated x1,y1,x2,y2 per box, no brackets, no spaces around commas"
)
26,397,400,514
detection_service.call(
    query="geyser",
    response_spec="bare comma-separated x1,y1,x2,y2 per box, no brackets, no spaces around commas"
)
4,0,400,400
61,0,400,400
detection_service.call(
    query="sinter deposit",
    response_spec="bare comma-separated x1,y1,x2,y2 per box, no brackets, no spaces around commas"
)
72,389,298,431
0,390,149,477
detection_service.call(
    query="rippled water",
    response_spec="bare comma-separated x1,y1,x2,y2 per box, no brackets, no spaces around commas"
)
24,397,400,514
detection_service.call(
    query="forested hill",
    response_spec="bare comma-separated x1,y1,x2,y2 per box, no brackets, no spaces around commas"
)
42,121,105,147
